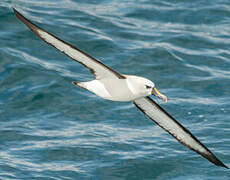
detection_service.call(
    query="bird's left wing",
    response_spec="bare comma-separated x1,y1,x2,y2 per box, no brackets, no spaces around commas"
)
133,96,228,168
13,8,125,80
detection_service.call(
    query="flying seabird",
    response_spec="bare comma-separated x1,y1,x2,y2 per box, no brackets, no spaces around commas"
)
13,8,228,169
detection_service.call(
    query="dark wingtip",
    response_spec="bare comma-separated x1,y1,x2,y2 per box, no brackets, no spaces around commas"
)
13,8,19,16
217,161,229,169
13,8,24,21
219,163,229,169
208,154,229,169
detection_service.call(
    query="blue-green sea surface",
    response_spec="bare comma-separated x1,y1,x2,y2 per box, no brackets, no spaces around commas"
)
0,0,230,179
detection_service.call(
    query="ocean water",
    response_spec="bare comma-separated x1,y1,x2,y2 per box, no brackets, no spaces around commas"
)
0,0,230,179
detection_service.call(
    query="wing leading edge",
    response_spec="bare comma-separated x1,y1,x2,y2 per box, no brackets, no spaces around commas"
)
13,8,125,80
134,97,228,168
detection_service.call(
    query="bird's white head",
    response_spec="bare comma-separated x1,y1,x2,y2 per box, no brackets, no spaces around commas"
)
133,76,168,102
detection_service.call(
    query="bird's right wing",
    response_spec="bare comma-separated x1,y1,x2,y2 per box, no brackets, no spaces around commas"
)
13,8,125,80
133,96,228,168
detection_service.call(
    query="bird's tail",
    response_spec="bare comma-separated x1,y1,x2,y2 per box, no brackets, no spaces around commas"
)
72,81,87,90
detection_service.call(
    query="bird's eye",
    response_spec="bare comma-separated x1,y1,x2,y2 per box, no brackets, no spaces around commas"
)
145,85,152,89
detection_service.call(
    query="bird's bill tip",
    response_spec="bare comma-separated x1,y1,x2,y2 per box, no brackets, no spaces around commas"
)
152,87,168,102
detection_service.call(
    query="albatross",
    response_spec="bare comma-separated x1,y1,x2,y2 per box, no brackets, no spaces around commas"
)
13,8,228,168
